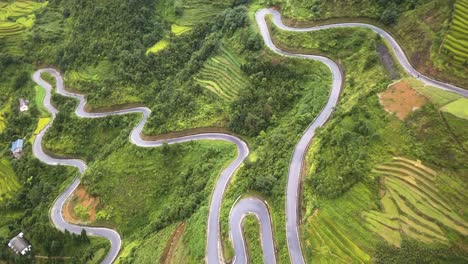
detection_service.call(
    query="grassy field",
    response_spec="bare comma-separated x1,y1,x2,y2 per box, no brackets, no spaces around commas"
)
365,157,467,247
0,98,11,133
34,85,49,117
0,158,21,203
171,24,191,36
440,98,468,119
442,0,468,65
406,77,462,106
146,39,170,54
0,0,47,55
29,117,51,144
195,45,249,100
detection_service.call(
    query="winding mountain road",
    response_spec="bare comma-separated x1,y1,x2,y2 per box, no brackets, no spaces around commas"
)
31,7,467,264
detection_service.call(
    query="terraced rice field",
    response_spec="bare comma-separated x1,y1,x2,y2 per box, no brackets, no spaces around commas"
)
146,39,169,54
195,45,249,100
364,157,468,247
307,217,371,263
0,1,47,54
175,0,231,26
64,60,114,87
302,183,375,263
171,24,191,36
0,158,21,202
442,0,468,64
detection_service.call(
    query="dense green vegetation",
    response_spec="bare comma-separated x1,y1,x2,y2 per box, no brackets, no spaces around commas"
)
3,0,331,263
0,57,110,262
82,140,236,262
1,0,466,263
274,0,467,88
270,14,468,263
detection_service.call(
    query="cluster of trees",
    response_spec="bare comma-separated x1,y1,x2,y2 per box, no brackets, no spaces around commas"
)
229,57,305,136
306,100,384,198
377,0,428,25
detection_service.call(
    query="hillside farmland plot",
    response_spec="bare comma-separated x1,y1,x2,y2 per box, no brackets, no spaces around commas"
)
0,1,47,55
442,0,468,65
0,159,21,202
364,157,468,247
195,45,249,100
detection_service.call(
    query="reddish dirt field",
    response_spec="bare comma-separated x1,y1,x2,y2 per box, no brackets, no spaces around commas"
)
63,185,99,224
379,80,428,120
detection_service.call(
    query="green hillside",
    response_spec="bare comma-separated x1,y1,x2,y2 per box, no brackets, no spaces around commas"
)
0,0,47,55
0,0,466,263
195,45,249,100
0,159,21,203
367,157,467,246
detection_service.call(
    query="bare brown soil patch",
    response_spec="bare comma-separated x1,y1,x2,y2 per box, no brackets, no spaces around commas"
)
160,222,186,264
379,80,428,120
63,184,99,224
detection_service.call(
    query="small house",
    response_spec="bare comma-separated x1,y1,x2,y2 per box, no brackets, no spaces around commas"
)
8,232,32,255
19,98,29,112
10,139,24,159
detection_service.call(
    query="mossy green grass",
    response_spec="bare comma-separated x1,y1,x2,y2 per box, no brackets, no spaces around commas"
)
440,98,468,120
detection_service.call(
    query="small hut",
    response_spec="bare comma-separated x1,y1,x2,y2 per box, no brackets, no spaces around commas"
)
10,139,24,159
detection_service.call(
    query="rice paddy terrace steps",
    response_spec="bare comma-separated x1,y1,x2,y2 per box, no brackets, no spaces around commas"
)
364,157,468,247
442,0,468,64
0,0,47,54
195,45,249,100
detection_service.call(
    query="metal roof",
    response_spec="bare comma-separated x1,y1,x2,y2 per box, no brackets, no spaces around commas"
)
11,139,24,152
8,234,30,255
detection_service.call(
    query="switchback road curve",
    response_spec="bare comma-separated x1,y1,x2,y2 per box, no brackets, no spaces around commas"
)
32,68,251,264
256,8,467,264
31,7,467,264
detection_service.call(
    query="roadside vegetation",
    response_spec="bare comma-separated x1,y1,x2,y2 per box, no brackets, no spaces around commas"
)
274,0,467,88
270,16,468,263
1,0,466,263
0,58,110,262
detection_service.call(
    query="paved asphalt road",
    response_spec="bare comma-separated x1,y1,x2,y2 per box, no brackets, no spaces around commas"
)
32,69,251,264
31,7,466,264
256,8,467,264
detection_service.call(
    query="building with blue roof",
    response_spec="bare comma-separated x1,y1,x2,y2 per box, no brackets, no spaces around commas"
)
11,139,24,159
